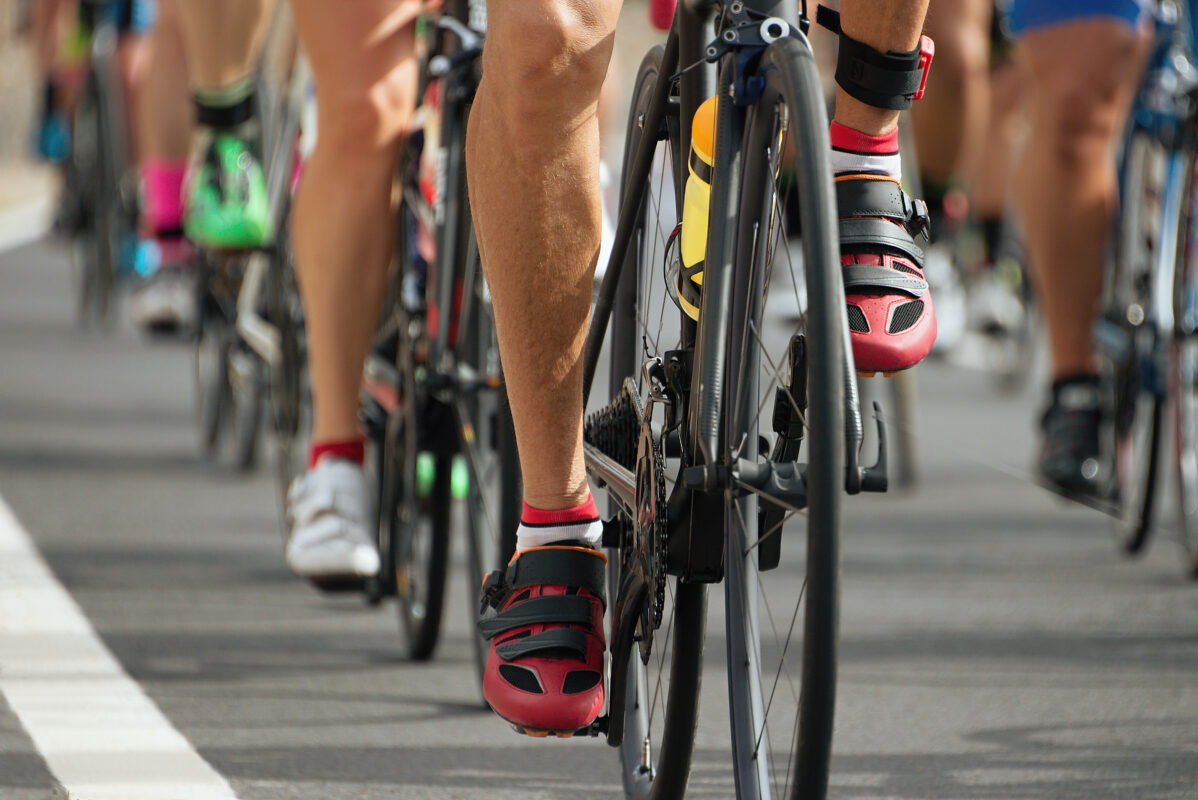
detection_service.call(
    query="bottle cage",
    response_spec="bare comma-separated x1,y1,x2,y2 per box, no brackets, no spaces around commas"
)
816,5,934,111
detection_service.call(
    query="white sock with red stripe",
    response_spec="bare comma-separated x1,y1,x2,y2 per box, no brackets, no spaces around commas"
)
515,496,604,552
829,121,901,180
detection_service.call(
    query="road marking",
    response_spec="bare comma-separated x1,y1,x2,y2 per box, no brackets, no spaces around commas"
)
0,494,241,800
0,196,54,255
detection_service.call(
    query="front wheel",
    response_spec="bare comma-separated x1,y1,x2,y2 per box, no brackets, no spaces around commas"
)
722,35,844,800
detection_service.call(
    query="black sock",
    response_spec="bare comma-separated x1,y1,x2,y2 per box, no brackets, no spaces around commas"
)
41,80,57,120
980,216,1003,264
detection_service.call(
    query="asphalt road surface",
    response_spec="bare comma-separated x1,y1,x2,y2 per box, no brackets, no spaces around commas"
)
0,229,1195,800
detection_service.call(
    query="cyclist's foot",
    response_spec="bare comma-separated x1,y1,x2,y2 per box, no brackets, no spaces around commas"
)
35,110,70,163
285,449,380,581
184,133,271,250
830,122,935,374
479,499,606,735
1039,375,1102,497
128,238,197,334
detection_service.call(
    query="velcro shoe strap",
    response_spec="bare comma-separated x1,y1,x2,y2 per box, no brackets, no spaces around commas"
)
839,217,926,267
843,263,928,298
836,178,929,237
502,546,607,609
495,628,589,662
478,595,594,640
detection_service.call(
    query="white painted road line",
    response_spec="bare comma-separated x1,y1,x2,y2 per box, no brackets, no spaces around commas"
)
0,494,241,800
0,195,53,255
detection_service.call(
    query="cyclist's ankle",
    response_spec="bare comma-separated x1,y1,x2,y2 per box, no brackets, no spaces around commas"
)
193,76,260,143
828,121,900,181
308,438,366,469
515,496,603,552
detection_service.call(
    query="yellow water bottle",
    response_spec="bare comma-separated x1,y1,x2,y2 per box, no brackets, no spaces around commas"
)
678,96,717,321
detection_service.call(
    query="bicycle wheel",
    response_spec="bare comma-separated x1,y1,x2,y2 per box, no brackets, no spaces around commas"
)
1101,132,1166,554
70,73,117,327
1171,147,1198,578
195,292,230,460
597,45,708,800
722,35,844,800
266,216,311,520
382,312,452,660
454,241,522,692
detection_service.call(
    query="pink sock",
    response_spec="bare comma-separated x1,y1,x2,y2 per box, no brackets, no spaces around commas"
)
140,159,186,235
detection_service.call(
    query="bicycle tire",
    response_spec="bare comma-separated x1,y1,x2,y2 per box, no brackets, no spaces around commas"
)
722,35,843,800
266,210,311,524
1103,132,1166,554
459,289,521,694
604,45,707,800
70,74,112,327
1170,146,1198,578
380,303,451,658
195,304,229,459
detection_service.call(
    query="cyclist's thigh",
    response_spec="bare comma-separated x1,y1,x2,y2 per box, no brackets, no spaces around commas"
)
290,0,421,151
1008,0,1147,38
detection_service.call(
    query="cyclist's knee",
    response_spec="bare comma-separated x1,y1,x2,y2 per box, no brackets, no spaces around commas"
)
316,76,415,164
482,0,619,123
1021,24,1142,166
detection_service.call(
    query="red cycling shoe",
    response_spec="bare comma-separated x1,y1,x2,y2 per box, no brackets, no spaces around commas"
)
836,173,936,374
478,545,607,736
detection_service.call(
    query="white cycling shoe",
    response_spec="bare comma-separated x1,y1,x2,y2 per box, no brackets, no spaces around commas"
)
285,458,381,580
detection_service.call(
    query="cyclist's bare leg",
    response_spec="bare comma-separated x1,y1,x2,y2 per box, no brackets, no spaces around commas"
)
467,0,621,511
972,59,1020,224
137,0,190,168
31,0,65,75
910,0,990,187
289,0,420,444
174,0,274,88
834,0,931,137
1014,20,1147,380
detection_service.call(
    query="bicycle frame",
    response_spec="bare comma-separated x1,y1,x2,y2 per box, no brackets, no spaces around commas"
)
581,1,875,566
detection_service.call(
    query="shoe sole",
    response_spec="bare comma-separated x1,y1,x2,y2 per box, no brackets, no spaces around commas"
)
856,369,908,378
305,575,369,593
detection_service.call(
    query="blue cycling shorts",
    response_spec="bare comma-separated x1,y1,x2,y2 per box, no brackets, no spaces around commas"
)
1008,0,1148,35
82,0,156,35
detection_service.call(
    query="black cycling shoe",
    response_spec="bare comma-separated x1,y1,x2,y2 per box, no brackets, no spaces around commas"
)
1039,375,1102,497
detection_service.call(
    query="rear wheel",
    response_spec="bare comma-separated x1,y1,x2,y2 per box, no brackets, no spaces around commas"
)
455,243,522,695
602,45,707,800
1101,132,1166,554
723,36,844,800
1171,146,1198,578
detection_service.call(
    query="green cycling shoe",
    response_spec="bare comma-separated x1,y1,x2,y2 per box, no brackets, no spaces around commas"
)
184,134,272,250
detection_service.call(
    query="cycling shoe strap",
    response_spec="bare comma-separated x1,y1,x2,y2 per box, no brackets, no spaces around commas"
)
836,178,929,235
842,263,928,297
480,546,607,612
838,217,927,266
478,595,594,640
495,628,589,662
